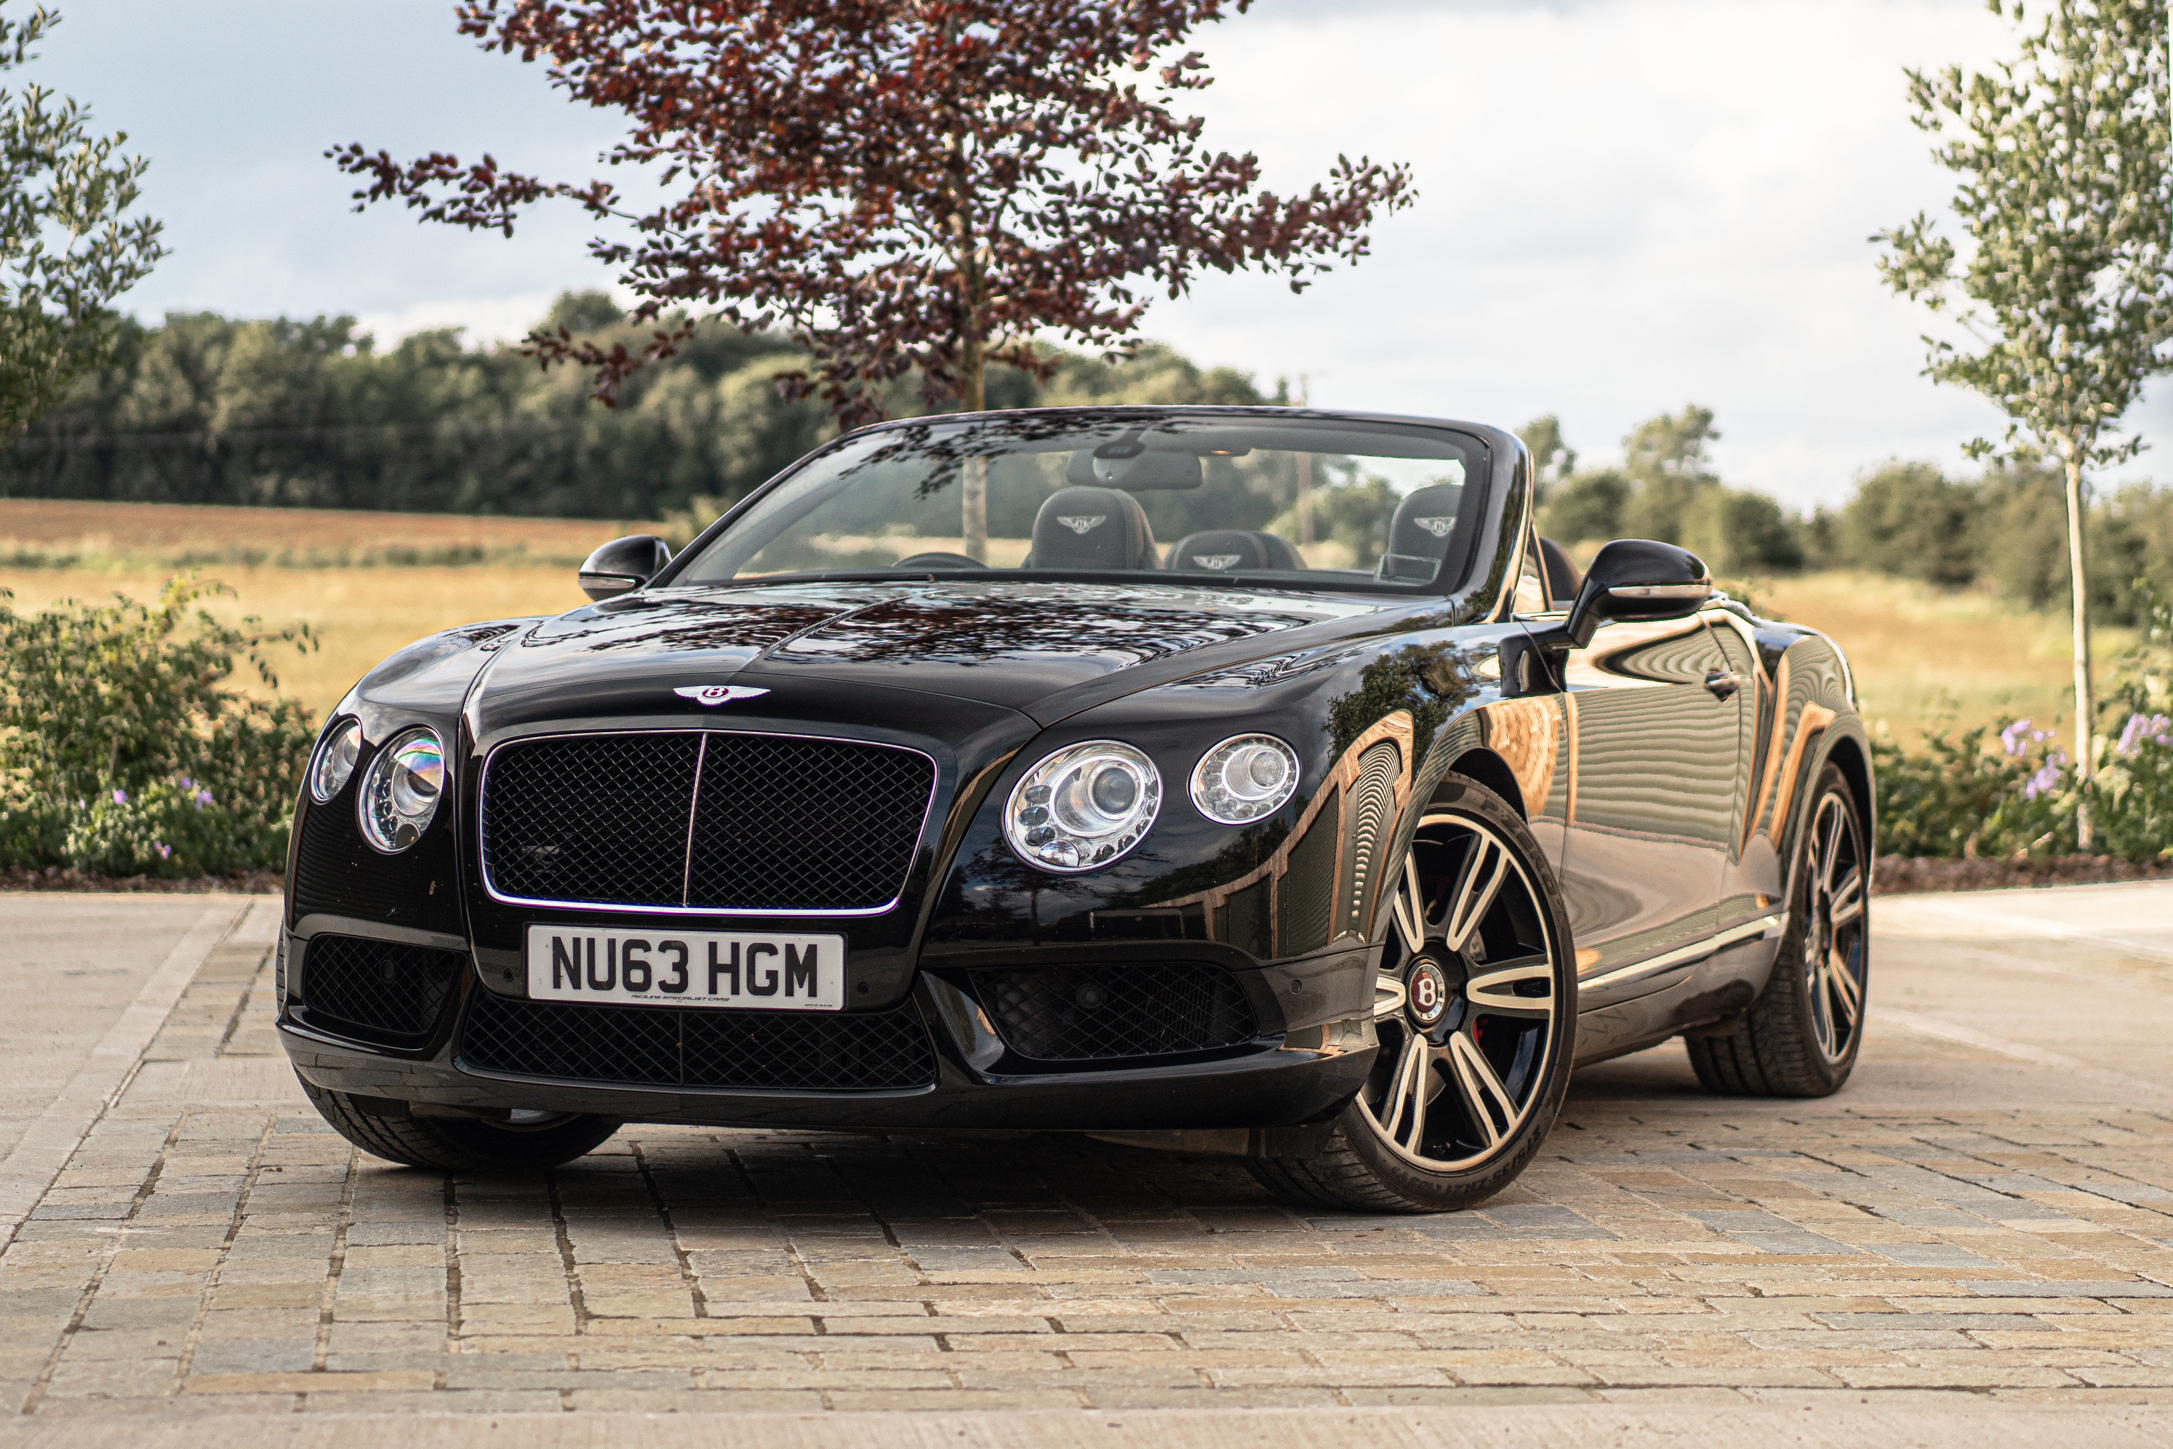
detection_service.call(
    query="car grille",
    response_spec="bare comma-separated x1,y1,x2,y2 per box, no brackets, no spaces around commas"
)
972,963,1261,1062
458,992,939,1092
481,731,935,911
299,935,467,1044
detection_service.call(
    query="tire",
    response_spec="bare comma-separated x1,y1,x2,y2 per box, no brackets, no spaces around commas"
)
1687,761,1868,1097
298,1073,621,1171
1251,775,1578,1212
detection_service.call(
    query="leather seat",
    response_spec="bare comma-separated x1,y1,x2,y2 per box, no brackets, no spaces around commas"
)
1164,530,1306,573
1376,483,1464,584
1024,486,1160,571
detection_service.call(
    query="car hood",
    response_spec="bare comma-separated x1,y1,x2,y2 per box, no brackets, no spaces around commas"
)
470,580,1412,731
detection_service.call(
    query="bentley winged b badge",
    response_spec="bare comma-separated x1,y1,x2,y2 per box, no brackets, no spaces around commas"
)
674,684,771,706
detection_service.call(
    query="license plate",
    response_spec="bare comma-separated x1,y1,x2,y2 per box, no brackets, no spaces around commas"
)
525,926,847,1011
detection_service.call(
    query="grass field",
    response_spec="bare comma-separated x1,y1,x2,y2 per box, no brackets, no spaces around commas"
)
0,498,2117,741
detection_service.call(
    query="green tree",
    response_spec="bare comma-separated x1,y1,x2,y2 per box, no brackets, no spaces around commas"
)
1841,460,1980,586
1515,414,1576,504
0,4,164,445
1619,404,1722,543
1875,0,2173,841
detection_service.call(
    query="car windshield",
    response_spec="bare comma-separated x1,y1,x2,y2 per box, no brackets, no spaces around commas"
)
672,411,1487,592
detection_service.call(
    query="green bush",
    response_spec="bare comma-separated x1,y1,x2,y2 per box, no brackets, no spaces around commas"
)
0,579,317,876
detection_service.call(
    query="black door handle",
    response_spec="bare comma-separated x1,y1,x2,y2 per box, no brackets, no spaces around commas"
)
1704,668,1740,700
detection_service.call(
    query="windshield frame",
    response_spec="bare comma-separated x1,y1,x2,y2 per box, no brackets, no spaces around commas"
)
649,405,1498,598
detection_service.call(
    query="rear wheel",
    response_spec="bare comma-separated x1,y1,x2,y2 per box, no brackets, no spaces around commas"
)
1251,777,1577,1212
1687,762,1868,1097
298,1074,621,1171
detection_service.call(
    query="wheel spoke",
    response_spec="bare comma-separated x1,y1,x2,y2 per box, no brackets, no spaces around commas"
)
1445,1032,1513,1149
1443,836,1509,952
1391,854,1428,955
1828,868,1865,928
1378,1033,1432,1150
1373,970,1408,1020
1817,803,1844,896
1828,942,1862,1029
1464,954,1554,1017
1807,950,1834,1053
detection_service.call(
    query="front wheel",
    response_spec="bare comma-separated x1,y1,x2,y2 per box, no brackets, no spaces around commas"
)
299,1074,621,1171
1251,776,1577,1212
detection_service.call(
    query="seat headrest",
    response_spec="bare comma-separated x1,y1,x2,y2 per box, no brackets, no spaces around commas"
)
1027,487,1159,571
1164,530,1307,573
1377,483,1465,584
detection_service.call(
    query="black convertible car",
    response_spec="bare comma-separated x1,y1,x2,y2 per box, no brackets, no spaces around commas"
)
280,406,1870,1212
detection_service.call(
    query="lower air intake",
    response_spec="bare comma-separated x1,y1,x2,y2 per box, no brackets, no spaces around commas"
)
299,935,466,1045
972,963,1261,1062
458,993,938,1092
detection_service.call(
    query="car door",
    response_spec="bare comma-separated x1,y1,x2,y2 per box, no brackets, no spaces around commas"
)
1550,608,1745,994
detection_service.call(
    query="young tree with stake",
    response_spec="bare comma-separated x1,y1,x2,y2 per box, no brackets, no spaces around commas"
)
1875,0,2171,846
332,0,1412,441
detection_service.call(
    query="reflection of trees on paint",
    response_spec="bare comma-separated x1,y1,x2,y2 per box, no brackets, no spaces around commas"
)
777,590,1322,669
1328,642,1478,761
1123,818,1290,911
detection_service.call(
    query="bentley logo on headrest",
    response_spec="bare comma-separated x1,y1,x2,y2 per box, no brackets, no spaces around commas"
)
1191,554,1243,570
674,684,770,707
1055,515,1106,534
1411,517,1455,538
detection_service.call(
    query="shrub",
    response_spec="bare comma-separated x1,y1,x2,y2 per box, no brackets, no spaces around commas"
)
0,579,317,876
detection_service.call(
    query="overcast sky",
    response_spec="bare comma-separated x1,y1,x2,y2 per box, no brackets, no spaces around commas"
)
38,0,2173,505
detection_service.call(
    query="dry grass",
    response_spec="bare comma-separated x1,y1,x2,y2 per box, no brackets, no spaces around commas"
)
0,500,2115,742
1751,571,2125,746
0,563,590,724
0,497,658,569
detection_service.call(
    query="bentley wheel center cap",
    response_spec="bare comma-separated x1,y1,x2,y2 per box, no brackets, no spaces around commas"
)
1407,959,1451,1028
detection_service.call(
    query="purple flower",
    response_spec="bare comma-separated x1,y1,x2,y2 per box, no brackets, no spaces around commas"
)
2001,719,2034,756
193,789,214,808
2119,713,2173,757
110,788,127,805
154,842,171,860
2025,752,2066,800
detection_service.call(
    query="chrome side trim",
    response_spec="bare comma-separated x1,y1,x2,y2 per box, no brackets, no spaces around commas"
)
1577,912,1787,994
477,726,940,918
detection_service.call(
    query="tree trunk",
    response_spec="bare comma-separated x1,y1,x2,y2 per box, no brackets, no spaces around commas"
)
957,334,986,561
2062,446,2095,849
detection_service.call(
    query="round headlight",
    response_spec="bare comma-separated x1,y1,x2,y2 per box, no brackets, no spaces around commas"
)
1004,740,1162,873
358,727,447,853
308,719,362,803
1190,734,1301,824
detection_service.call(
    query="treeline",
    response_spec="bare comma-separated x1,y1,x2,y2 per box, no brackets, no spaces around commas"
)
1527,411,2173,627
0,291,1261,522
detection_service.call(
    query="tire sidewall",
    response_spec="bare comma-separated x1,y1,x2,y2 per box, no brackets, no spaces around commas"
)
1773,762,1867,1093
1336,774,1580,1211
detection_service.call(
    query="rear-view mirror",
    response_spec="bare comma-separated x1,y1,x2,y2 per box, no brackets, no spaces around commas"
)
579,535,673,600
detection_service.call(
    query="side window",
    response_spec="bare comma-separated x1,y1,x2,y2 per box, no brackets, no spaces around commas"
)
1511,526,1549,617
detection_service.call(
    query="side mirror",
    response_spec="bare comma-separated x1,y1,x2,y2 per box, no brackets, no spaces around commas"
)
578,535,673,600
1556,538,1711,649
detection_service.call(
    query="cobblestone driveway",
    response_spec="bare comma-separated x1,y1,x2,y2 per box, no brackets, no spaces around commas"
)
4,892,2173,1418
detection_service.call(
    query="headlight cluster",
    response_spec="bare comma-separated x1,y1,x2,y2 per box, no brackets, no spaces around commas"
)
358,727,447,853
1190,734,1301,825
1005,732,1302,874
308,720,361,803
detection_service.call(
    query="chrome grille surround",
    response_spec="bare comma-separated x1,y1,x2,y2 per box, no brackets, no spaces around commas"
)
479,728,939,916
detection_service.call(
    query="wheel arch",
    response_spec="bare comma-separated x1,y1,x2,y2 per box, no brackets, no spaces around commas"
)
1441,747,1527,819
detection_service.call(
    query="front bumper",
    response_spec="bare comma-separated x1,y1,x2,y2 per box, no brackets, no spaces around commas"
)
279,929,1379,1134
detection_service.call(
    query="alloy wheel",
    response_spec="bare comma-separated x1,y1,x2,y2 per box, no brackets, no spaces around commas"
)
1359,813,1562,1171
1803,789,1867,1062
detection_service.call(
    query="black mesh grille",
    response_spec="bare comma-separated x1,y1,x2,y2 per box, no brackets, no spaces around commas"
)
458,992,938,1091
300,935,466,1044
483,733,701,905
481,731,934,911
687,735,934,910
972,963,1261,1062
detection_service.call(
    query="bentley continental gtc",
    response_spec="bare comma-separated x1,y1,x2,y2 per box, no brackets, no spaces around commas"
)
280,406,1871,1212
